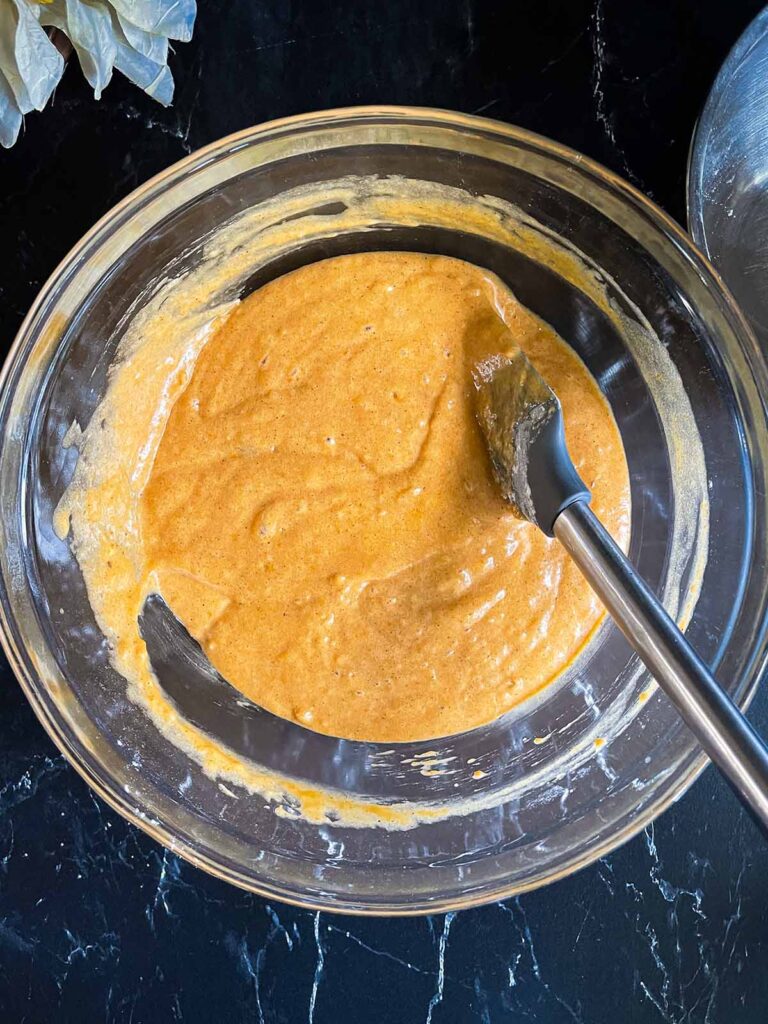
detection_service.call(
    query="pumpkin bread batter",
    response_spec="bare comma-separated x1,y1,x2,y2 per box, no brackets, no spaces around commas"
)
135,252,630,742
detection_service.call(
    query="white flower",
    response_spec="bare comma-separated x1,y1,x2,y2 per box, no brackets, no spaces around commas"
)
0,0,196,147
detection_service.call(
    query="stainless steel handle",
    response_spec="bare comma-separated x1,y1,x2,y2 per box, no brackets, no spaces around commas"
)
554,501,768,832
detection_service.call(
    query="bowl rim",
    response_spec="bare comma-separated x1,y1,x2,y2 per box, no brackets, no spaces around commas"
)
2,104,765,915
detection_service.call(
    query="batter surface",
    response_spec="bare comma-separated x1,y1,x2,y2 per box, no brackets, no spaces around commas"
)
135,252,630,742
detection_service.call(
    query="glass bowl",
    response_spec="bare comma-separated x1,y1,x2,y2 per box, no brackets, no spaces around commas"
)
1,107,767,915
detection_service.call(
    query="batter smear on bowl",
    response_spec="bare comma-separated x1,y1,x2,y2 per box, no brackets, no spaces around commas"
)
61,252,630,743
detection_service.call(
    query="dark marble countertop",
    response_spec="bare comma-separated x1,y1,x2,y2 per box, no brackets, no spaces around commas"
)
1,1,767,1020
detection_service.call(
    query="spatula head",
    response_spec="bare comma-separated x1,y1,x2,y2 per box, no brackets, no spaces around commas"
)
473,350,591,536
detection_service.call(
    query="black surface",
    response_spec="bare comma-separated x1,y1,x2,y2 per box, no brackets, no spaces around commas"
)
2,1,767,1021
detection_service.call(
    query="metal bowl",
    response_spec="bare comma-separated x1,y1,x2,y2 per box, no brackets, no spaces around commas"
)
688,7,768,344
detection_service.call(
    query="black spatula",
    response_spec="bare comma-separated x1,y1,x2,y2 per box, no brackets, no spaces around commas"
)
474,348,768,833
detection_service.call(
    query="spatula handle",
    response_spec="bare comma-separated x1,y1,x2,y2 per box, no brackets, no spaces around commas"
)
554,500,768,834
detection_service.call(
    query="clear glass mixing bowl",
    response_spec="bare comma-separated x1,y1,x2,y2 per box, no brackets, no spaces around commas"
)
1,108,767,915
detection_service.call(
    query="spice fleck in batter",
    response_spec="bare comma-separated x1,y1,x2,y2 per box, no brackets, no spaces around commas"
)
130,253,629,741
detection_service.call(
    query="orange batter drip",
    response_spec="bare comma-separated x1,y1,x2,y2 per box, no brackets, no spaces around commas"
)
137,253,630,742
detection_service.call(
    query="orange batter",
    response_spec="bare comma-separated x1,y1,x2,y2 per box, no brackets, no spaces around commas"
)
138,253,630,742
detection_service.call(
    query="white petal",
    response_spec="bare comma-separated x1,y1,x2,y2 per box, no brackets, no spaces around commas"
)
65,0,116,98
37,0,115,99
0,67,22,147
116,12,168,64
109,0,196,42
11,0,64,110
113,40,174,105
0,2,33,112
